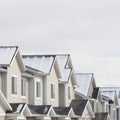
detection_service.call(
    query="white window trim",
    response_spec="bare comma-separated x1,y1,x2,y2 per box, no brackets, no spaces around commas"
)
11,75,18,96
51,82,55,100
21,78,26,97
35,79,42,99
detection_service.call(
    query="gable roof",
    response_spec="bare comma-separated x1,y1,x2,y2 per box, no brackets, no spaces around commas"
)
92,113,108,120
56,55,72,82
6,103,26,114
100,87,120,98
69,99,88,116
53,107,71,116
28,105,51,115
100,91,116,102
92,87,100,99
0,46,25,71
75,73,96,96
0,46,18,66
22,55,55,74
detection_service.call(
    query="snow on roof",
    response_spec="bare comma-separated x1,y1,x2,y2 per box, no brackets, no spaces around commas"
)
100,87,120,97
56,55,71,82
22,55,55,74
100,91,116,101
0,46,18,65
75,73,93,96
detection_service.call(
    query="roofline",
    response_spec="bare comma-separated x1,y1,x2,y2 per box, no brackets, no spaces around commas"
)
0,91,12,111
9,46,19,65
21,104,32,116
48,56,56,74
100,87,120,88
75,91,88,99
23,54,70,56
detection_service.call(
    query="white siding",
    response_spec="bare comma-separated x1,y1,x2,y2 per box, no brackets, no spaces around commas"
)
65,78,75,107
34,77,43,105
59,84,65,106
46,65,59,106
6,57,28,103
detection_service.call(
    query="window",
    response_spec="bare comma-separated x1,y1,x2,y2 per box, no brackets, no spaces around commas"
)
12,76,17,94
36,82,41,98
21,78,26,96
51,83,55,99
68,86,71,99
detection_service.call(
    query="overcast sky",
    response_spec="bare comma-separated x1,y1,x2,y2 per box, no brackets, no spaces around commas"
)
1,0,120,86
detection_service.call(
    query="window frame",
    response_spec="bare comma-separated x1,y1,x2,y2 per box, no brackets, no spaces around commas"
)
51,82,55,100
11,75,17,95
36,81,42,99
21,78,26,97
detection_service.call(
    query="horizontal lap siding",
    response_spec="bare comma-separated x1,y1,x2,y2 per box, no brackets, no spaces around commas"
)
0,116,5,120
47,65,59,106
7,57,28,103
65,78,75,107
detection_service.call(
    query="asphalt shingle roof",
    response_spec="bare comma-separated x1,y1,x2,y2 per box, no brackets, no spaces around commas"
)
6,103,26,114
28,105,51,114
69,99,88,116
92,113,108,120
53,107,71,115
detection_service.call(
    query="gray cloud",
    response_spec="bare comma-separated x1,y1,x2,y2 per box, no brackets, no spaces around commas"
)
0,0,120,86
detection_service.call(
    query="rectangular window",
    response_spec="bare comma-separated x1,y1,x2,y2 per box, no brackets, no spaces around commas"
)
36,82,41,98
51,83,55,99
68,86,71,99
21,79,26,96
12,76,17,94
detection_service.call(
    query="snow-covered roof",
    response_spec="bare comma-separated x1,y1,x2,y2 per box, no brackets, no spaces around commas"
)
100,87,120,98
100,91,116,101
75,73,94,96
22,55,55,74
56,55,72,82
0,46,18,66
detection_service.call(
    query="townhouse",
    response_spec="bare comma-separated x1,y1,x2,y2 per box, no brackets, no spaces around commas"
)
0,46,120,120
75,73,111,120
100,87,120,120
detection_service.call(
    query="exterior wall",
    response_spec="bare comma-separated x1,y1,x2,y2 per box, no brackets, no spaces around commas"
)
34,76,43,105
46,65,59,106
59,84,65,106
29,78,34,105
6,57,28,103
29,76,44,105
75,94,84,99
27,117,36,120
0,73,7,97
82,108,91,119
0,116,5,120
0,102,6,120
65,78,75,107
21,77,29,104
88,82,93,98
59,77,75,107
0,73,2,91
